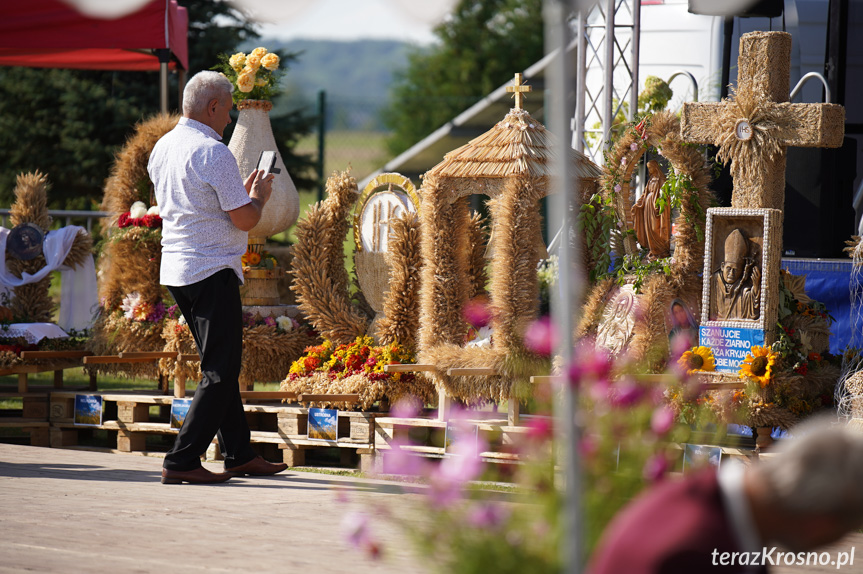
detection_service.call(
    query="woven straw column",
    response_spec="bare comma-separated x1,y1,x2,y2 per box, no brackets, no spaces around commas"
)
228,100,300,239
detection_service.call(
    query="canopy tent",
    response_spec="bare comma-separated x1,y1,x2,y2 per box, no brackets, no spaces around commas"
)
0,0,188,112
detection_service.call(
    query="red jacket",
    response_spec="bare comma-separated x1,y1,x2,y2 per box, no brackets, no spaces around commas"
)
588,470,768,574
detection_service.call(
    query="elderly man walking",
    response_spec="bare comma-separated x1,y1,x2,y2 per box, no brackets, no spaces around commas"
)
148,70,288,484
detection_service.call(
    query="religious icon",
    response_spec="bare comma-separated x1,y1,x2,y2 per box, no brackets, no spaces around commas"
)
668,298,698,348
358,191,415,253
709,228,761,321
7,222,44,261
631,160,671,258
596,285,637,355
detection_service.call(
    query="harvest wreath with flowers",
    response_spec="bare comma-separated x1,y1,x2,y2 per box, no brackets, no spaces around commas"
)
669,270,839,430
281,336,435,410
578,111,715,369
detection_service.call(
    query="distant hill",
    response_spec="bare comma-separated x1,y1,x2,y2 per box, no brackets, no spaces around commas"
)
243,38,423,131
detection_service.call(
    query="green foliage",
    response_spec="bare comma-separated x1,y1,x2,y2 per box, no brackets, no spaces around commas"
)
0,0,316,210
579,192,617,282
637,76,673,113
658,169,705,241
615,251,673,292
383,0,545,156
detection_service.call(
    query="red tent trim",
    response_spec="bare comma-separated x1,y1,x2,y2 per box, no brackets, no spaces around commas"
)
0,0,188,72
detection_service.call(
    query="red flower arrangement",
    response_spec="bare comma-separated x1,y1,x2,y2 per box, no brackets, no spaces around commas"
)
118,212,162,229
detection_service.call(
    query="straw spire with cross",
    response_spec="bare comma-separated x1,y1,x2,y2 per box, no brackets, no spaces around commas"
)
506,72,532,110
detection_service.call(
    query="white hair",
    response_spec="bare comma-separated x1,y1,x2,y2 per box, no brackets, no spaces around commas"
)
182,71,234,116
757,417,863,525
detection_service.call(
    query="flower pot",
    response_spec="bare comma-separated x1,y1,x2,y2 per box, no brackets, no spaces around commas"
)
228,100,299,238
241,266,283,306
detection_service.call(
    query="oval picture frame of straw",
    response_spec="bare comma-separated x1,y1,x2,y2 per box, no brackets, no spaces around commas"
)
352,172,421,254
600,110,715,289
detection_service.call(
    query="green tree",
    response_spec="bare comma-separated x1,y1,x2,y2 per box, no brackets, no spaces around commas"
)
0,0,315,210
383,0,545,156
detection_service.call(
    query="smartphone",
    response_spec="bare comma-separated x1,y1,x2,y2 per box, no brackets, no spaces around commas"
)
256,151,280,176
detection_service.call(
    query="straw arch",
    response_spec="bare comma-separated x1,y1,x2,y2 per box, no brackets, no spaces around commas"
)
417,108,602,402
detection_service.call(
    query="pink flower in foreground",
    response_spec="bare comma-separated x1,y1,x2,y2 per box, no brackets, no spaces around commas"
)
341,511,370,548
428,436,487,507
609,379,646,408
523,316,558,356
569,344,613,389
466,502,510,529
630,142,639,151
463,296,493,328
651,406,675,436
643,453,669,482
526,417,553,441
669,332,692,364
390,398,419,419
381,439,429,476
578,435,598,459
341,511,383,560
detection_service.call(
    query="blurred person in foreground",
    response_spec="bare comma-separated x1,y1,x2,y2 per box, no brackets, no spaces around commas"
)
589,418,863,573
149,70,287,484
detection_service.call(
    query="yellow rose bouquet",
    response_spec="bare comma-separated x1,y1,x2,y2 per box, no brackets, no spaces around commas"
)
214,46,282,103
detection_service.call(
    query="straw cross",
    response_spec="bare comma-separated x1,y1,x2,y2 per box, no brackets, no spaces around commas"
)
506,73,532,110
680,32,844,210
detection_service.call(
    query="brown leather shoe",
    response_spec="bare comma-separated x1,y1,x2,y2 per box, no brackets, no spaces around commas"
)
225,455,288,476
161,466,233,484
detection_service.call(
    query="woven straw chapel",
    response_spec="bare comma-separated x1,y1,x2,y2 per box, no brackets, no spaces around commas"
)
418,91,602,403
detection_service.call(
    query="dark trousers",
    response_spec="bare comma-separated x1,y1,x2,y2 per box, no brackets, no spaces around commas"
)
163,268,257,471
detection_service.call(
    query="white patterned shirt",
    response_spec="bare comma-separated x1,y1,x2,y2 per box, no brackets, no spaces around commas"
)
148,117,251,286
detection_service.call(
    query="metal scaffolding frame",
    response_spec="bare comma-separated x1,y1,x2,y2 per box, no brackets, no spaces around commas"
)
574,0,641,165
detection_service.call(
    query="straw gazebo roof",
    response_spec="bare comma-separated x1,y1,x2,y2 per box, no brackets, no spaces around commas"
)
425,107,602,182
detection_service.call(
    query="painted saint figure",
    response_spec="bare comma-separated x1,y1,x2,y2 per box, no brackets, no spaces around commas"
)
596,286,636,355
668,298,698,348
709,228,761,321
631,160,671,258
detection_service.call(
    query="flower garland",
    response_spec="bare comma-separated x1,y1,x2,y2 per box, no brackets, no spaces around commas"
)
287,336,416,384
118,201,161,229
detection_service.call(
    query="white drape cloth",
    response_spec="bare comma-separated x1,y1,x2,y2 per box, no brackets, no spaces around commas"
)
0,226,98,331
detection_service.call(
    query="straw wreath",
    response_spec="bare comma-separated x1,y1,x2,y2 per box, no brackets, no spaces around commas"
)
290,169,370,343
580,112,713,366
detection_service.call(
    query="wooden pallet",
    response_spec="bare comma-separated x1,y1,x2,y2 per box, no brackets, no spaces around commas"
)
0,386,60,447
49,391,176,451
373,413,535,469
46,391,376,469
275,405,376,470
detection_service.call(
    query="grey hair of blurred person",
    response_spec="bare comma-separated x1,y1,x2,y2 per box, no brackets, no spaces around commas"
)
182,71,234,117
755,417,863,526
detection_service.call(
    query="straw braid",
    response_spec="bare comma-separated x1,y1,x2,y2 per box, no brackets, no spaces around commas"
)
290,170,369,343
376,212,423,347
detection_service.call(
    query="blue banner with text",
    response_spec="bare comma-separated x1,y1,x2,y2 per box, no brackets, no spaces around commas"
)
699,326,765,372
